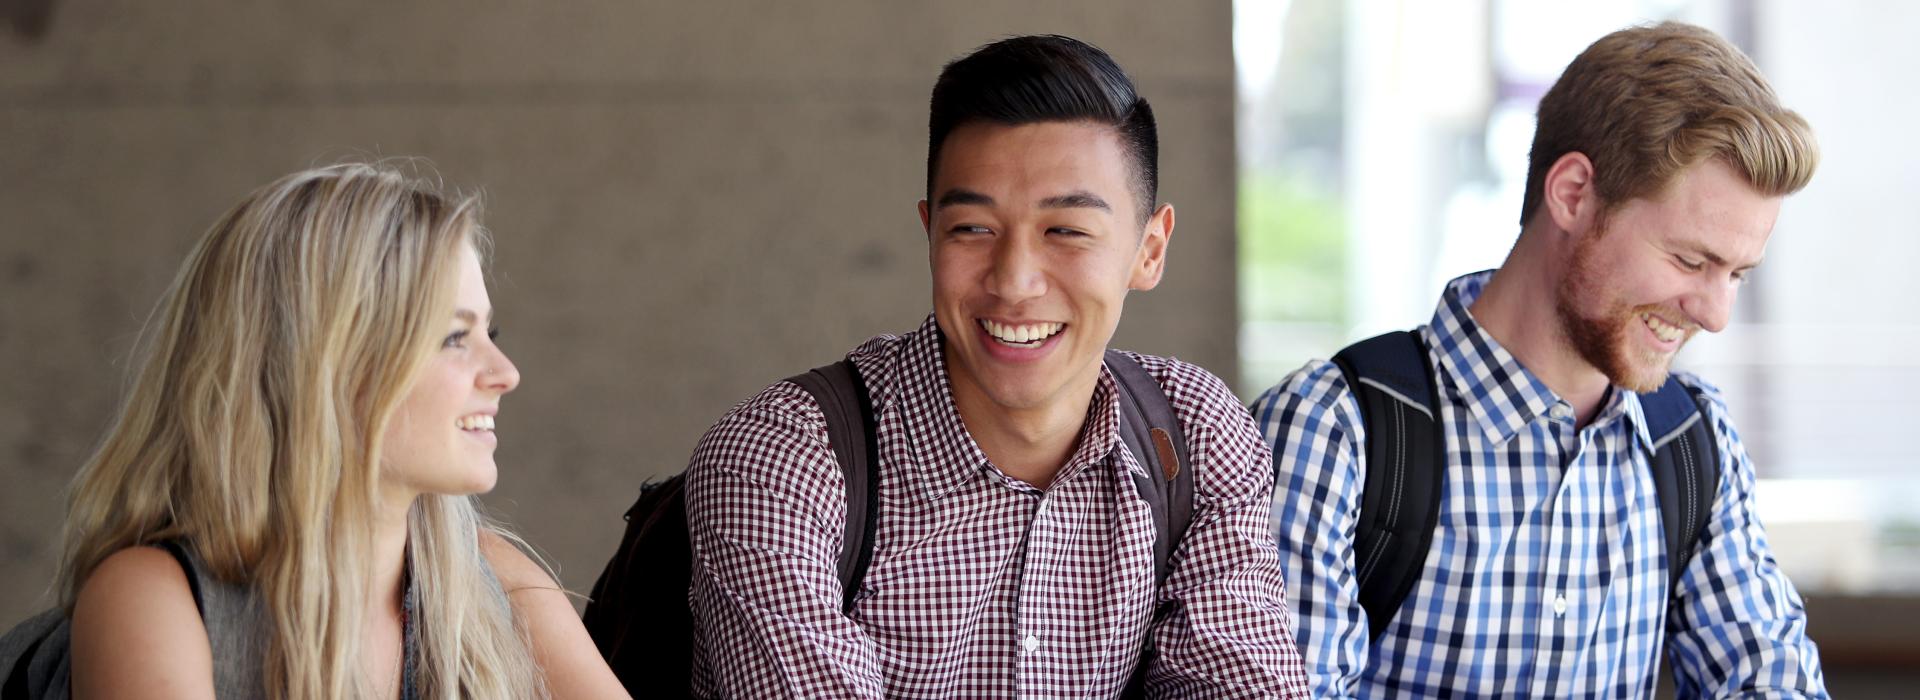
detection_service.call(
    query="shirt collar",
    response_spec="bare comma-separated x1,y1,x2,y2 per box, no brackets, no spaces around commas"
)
1425,271,1645,445
891,314,1123,502
1619,386,1656,453
1428,270,1559,444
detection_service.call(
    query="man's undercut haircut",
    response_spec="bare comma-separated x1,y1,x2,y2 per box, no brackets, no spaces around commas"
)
1520,21,1819,228
927,34,1159,222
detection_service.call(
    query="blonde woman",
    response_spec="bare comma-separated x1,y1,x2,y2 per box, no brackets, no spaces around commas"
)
41,163,626,698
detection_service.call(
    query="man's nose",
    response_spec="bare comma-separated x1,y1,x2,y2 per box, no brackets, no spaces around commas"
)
985,234,1047,303
1685,277,1738,334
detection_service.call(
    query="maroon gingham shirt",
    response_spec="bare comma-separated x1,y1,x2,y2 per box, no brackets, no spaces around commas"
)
685,316,1308,698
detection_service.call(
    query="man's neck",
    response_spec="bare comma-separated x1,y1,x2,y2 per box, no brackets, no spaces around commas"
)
1471,233,1613,426
946,360,1098,490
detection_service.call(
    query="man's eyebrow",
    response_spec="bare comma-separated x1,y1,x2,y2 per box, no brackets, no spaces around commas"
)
935,189,994,209
1038,190,1111,212
1677,241,1761,270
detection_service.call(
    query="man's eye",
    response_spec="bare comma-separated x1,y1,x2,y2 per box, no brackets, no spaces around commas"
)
1676,256,1706,271
442,330,470,349
487,326,501,341
1047,227,1089,237
950,225,991,235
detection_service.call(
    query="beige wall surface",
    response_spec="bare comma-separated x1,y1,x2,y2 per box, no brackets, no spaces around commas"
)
0,2,1236,622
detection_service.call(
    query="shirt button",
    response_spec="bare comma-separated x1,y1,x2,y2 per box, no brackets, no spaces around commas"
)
1022,634,1042,654
1549,404,1573,421
1553,594,1568,617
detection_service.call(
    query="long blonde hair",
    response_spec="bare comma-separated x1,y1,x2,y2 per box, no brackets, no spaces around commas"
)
56,163,545,699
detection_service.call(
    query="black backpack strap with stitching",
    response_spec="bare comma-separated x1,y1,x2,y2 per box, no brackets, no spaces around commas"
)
1639,375,1721,594
785,359,881,612
1329,330,1446,640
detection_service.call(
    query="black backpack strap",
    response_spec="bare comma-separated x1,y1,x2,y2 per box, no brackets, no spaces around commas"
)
1104,350,1194,587
1640,376,1721,595
1329,330,1446,640
786,359,880,614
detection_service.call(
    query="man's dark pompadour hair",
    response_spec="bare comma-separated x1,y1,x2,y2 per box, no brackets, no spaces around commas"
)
927,34,1159,220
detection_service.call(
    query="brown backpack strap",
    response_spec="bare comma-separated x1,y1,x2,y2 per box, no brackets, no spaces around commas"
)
1103,350,1193,586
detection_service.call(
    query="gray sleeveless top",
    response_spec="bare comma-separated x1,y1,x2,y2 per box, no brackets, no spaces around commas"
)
0,542,425,699
161,542,422,699
164,541,272,698
0,542,266,699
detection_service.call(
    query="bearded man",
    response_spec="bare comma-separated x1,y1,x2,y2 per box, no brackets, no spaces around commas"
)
1250,22,1827,699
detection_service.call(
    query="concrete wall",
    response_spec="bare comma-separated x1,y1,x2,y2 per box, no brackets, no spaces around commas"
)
0,2,1237,622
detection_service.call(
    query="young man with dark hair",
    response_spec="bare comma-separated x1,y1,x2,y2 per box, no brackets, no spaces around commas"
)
1251,22,1826,698
685,35,1307,697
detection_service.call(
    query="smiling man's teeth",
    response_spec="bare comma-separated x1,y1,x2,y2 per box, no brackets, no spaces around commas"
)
1643,314,1685,343
456,415,496,431
980,319,1065,347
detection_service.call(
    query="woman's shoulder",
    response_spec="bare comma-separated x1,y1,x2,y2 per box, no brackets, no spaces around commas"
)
475,529,633,698
70,545,216,697
477,529,558,594
74,545,201,619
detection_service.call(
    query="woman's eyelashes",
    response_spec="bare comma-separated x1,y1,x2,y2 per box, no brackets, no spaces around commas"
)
442,325,501,349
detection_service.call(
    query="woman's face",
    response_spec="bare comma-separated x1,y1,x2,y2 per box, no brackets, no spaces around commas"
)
381,243,520,498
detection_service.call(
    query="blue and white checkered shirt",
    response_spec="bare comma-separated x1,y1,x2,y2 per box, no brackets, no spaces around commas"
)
1251,271,1826,698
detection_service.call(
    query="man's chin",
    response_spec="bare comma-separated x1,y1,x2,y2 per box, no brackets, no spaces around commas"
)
1608,353,1675,394
953,358,1049,409
1615,374,1668,394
